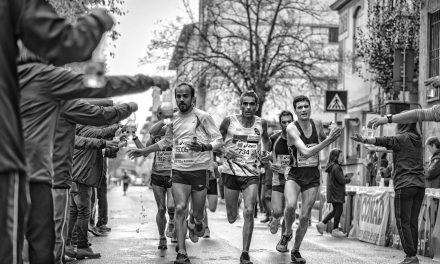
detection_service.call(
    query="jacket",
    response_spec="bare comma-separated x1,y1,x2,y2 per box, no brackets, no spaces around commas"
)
73,125,119,187
52,100,133,189
1,0,112,174
325,163,350,204
426,150,440,188
19,62,159,185
375,132,425,190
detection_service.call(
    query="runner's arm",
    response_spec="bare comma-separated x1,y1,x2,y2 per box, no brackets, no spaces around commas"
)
202,114,223,151
219,117,231,141
261,119,271,151
287,124,340,158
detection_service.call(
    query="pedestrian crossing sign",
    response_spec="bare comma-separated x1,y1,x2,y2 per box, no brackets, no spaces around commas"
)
325,90,347,112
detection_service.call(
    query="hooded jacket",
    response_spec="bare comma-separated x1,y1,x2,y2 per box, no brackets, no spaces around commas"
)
1,0,112,174
426,150,440,188
325,162,350,203
374,123,425,190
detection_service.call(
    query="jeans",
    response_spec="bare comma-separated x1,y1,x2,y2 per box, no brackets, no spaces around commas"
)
0,171,28,264
52,188,70,264
394,187,425,257
322,202,343,229
67,183,92,248
27,183,55,264
97,177,108,226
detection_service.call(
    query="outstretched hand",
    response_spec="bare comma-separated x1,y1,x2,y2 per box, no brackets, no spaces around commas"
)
328,126,342,141
367,117,387,129
350,134,365,144
126,148,145,160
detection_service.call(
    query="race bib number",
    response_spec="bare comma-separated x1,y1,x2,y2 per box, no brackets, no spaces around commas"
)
297,144,319,167
154,151,172,170
234,135,259,164
276,154,290,173
173,140,196,164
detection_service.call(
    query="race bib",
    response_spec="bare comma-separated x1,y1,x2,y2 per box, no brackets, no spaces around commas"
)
297,143,319,167
276,154,291,173
154,151,172,170
173,140,196,164
233,135,259,165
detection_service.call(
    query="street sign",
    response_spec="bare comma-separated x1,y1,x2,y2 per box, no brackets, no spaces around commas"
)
325,90,347,112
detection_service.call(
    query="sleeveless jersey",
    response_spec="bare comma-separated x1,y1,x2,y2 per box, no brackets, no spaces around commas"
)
271,133,290,175
222,115,262,177
287,119,320,180
151,125,172,176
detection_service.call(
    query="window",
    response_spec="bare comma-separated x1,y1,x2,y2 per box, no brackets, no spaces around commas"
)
352,6,362,73
328,27,339,43
428,10,440,101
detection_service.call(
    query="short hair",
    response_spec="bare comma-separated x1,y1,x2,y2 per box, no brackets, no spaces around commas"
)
240,90,259,105
278,110,294,124
426,136,440,148
293,95,311,109
175,82,195,98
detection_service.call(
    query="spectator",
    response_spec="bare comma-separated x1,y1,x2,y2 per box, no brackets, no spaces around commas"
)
316,148,351,238
366,151,378,186
352,123,425,264
122,171,131,196
425,136,440,188
0,2,114,263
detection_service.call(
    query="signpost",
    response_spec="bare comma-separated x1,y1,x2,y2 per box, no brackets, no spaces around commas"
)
325,90,348,124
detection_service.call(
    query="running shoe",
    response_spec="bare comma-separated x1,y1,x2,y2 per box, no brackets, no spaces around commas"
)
331,229,346,238
291,250,306,263
174,253,191,264
203,226,210,238
166,220,175,238
194,221,205,237
187,220,199,243
97,225,111,233
399,256,419,264
260,215,271,223
239,252,253,264
276,232,292,253
316,222,326,235
269,218,280,234
158,237,167,250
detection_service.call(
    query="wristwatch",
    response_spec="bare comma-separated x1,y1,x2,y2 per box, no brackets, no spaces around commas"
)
386,114,393,123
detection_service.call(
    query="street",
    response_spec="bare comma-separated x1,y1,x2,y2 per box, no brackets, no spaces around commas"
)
74,186,439,264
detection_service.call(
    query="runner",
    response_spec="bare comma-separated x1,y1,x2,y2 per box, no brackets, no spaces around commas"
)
269,110,294,235
219,91,271,264
203,153,220,238
133,103,175,249
127,83,223,264
276,95,341,263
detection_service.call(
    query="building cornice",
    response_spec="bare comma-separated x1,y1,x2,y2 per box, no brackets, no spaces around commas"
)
330,0,352,11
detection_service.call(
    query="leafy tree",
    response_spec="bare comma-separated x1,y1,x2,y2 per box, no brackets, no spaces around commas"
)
355,0,420,100
143,0,338,116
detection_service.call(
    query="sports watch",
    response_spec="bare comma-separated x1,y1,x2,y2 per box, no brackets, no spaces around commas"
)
386,114,393,124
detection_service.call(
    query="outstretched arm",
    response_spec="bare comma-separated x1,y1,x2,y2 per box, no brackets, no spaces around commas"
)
368,105,440,128
287,124,341,158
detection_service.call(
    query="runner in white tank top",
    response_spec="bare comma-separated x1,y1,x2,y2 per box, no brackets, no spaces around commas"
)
219,91,271,264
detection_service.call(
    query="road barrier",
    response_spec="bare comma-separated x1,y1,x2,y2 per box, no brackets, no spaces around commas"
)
319,186,440,261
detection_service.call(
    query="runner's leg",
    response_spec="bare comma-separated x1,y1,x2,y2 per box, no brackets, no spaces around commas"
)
224,187,240,223
242,183,258,252
152,184,167,237
171,183,191,253
284,180,301,236
293,186,319,251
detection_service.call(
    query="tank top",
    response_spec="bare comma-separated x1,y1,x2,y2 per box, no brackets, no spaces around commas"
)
272,134,290,175
221,115,263,177
151,126,172,176
289,120,320,168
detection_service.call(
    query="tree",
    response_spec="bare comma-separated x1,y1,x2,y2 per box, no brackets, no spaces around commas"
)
143,0,338,116
355,0,420,100
49,0,126,57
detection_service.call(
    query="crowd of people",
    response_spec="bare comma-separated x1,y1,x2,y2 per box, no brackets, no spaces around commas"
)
1,2,440,264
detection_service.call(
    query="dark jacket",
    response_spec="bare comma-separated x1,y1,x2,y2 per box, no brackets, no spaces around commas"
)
19,62,159,185
426,150,440,188
73,125,119,187
1,0,112,174
52,100,133,189
374,131,425,190
325,163,350,203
